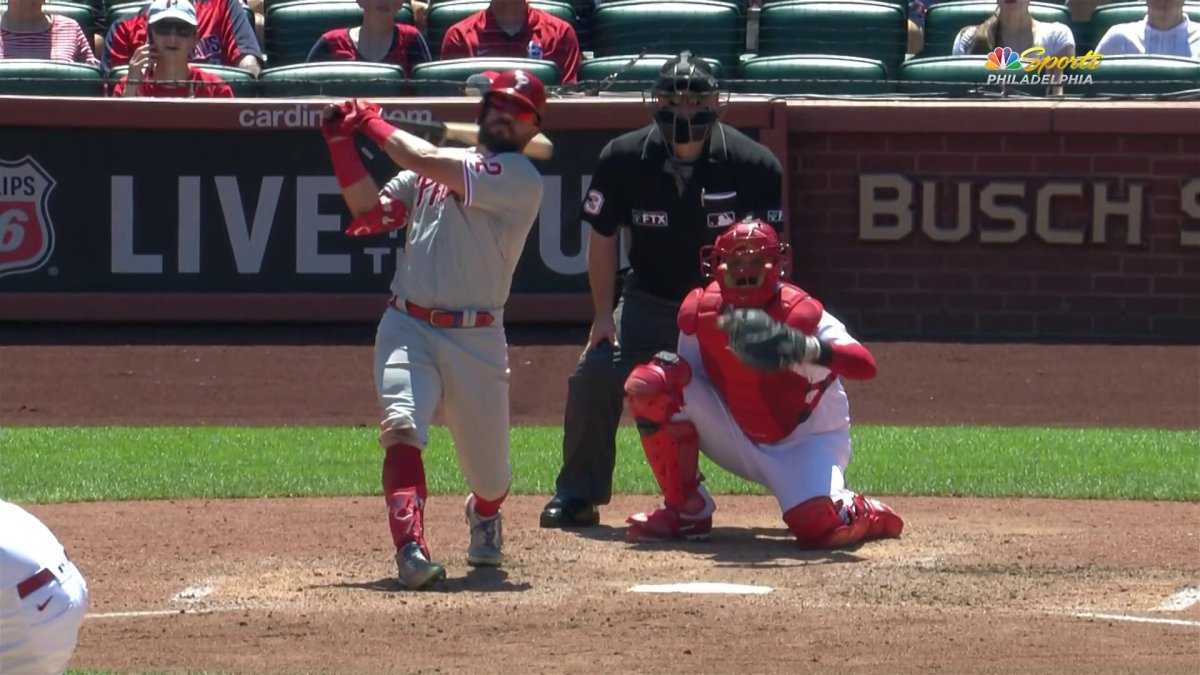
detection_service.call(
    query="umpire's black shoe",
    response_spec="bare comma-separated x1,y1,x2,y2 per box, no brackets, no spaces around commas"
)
540,496,600,528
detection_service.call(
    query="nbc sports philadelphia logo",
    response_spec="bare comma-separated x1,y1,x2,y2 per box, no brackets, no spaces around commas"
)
984,46,1101,86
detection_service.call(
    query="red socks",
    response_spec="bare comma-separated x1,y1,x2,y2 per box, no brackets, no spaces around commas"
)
471,488,508,518
382,444,428,553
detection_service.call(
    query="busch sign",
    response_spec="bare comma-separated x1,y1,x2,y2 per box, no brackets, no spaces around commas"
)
0,156,56,277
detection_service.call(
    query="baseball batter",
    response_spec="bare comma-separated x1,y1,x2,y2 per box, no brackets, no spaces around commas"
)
319,71,547,590
1,499,90,675
622,219,905,548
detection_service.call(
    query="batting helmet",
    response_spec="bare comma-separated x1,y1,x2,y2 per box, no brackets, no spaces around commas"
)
649,51,720,148
477,69,547,126
700,217,789,308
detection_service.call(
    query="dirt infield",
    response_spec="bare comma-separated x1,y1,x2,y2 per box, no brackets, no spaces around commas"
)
2,326,1198,673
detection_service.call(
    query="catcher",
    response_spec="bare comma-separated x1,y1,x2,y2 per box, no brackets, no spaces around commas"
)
623,217,905,549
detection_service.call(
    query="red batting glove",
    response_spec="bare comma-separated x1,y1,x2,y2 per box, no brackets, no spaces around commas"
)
353,99,398,147
320,100,357,145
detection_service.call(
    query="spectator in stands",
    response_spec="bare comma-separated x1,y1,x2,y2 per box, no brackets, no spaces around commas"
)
306,0,431,75
103,0,264,76
1094,0,1200,58
953,0,1075,93
112,0,234,98
0,0,98,64
441,0,581,84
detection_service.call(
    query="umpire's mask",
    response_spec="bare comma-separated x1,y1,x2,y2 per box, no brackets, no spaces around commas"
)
647,51,723,152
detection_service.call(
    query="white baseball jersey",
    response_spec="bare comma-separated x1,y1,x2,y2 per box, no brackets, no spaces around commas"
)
381,148,544,312
1,500,89,675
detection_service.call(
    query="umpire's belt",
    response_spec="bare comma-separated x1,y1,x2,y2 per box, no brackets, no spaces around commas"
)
391,296,495,328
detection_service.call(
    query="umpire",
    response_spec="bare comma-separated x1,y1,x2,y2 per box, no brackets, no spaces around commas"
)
541,51,785,528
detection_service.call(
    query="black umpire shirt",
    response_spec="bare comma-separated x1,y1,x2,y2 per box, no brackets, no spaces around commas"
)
580,121,785,304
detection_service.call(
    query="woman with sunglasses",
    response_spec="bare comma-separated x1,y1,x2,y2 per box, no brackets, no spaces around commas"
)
113,0,233,98
952,0,1076,93
0,0,98,64
306,0,431,76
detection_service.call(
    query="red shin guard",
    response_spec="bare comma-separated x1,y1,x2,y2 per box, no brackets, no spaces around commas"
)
382,444,429,554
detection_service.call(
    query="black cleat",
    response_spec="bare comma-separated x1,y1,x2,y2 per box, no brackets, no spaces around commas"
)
540,496,600,528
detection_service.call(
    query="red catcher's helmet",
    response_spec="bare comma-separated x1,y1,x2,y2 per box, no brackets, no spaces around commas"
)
700,217,789,308
477,69,546,125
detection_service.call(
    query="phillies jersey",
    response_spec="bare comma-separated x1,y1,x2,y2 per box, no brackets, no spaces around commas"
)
306,24,431,75
439,6,580,84
102,0,262,72
111,65,234,97
678,282,856,444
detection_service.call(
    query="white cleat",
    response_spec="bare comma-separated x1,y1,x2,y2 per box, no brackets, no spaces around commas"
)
395,541,446,590
465,495,504,567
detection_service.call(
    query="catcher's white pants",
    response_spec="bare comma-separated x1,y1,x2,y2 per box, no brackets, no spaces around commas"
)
0,561,89,675
679,369,857,514
373,304,513,501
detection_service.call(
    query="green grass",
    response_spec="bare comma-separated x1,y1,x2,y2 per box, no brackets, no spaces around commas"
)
2,426,1197,504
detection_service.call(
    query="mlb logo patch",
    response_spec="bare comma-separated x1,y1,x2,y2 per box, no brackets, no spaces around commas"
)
766,209,783,223
707,211,736,228
632,210,668,227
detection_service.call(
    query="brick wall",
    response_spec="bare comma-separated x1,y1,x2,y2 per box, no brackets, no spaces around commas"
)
785,118,1200,343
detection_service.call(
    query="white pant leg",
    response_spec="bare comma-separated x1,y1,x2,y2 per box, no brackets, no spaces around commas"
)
757,429,854,514
680,374,769,488
436,324,512,501
374,309,442,450
0,563,89,675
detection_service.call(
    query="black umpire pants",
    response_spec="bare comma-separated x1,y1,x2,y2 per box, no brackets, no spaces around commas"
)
554,277,683,506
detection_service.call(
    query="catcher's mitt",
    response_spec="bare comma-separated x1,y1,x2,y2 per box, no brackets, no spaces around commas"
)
717,307,823,372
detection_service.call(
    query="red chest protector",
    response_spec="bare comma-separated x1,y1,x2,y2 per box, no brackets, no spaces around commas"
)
679,282,838,445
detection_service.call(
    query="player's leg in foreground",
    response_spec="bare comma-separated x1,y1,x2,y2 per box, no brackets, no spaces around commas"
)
766,431,903,549
375,311,447,589
438,326,513,567
623,352,717,542
1,561,89,674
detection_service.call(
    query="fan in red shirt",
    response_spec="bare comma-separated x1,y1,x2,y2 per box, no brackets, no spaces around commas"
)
440,0,580,84
102,0,263,76
306,0,431,75
112,0,234,98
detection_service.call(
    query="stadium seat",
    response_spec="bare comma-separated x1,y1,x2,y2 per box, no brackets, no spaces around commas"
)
1082,1,1200,55
736,54,892,95
257,61,406,96
575,53,723,93
920,1,1071,57
106,1,260,42
426,0,577,59
265,0,415,66
107,63,259,96
591,0,743,69
1073,54,1200,97
0,60,104,96
5,1,103,39
897,54,1016,96
756,1,908,75
409,57,559,95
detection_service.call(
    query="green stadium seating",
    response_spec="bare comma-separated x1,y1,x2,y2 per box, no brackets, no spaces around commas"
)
426,0,577,59
265,0,415,66
0,60,104,96
575,53,724,93
409,57,559,95
920,1,1071,57
1072,54,1200,97
105,1,259,42
107,63,259,96
591,0,743,69
1082,2,1200,54
897,54,1010,96
257,61,406,96
0,1,104,39
736,54,893,95
756,1,908,75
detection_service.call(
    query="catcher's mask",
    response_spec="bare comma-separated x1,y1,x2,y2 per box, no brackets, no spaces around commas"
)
700,218,789,308
645,51,726,153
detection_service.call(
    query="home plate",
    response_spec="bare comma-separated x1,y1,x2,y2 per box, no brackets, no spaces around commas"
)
628,582,773,595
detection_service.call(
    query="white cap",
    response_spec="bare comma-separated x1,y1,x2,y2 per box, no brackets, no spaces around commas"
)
147,0,198,26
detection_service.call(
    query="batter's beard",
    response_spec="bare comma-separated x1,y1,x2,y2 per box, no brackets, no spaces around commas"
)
479,124,520,154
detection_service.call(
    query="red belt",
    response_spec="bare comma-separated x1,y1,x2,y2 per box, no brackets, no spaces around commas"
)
390,296,495,328
17,567,55,600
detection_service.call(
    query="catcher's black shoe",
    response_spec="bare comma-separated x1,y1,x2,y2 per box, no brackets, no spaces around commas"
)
540,496,600,528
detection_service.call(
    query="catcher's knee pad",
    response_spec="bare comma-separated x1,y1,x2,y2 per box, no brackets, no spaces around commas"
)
783,495,879,550
625,352,700,510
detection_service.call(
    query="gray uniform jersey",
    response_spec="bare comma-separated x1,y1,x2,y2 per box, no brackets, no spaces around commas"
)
381,147,544,311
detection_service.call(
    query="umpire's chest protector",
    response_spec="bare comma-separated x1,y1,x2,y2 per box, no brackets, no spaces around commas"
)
681,283,828,444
